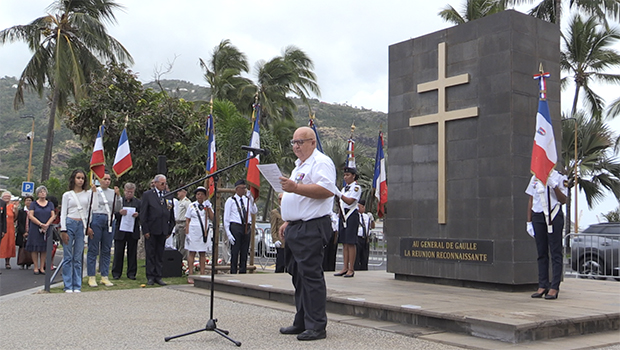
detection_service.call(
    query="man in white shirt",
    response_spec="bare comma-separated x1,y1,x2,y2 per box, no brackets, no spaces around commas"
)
223,179,257,274
278,126,338,341
355,199,375,271
174,188,192,260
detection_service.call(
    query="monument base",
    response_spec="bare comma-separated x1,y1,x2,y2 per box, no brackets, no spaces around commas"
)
394,273,536,292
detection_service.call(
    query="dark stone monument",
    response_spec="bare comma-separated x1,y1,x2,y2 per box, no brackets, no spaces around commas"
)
387,10,561,290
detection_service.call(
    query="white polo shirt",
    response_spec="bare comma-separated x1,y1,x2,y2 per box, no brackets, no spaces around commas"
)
281,149,337,222
340,180,361,210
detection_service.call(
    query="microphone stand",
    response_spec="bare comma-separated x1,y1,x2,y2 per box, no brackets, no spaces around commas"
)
164,150,261,347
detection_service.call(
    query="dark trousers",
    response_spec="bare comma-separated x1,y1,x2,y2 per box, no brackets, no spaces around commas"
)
230,223,250,274
112,231,138,279
275,247,286,273
284,216,331,331
354,236,369,271
532,211,564,290
322,230,338,271
145,233,166,280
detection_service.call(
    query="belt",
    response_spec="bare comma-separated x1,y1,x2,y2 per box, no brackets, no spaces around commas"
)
288,215,330,226
92,213,108,216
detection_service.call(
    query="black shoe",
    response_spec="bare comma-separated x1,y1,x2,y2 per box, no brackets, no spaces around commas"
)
127,276,136,280
112,275,121,280
154,278,167,286
333,271,347,276
343,272,355,278
544,290,559,300
279,326,304,335
531,289,549,298
297,329,326,341
146,279,155,286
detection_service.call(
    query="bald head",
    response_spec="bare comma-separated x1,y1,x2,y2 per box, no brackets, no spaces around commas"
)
292,127,317,162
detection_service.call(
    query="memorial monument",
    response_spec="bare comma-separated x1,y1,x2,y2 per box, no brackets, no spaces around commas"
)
387,10,561,290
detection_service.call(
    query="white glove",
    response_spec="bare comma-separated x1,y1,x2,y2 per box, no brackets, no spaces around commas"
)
274,240,282,248
336,188,343,199
526,222,535,238
227,233,236,245
547,172,559,188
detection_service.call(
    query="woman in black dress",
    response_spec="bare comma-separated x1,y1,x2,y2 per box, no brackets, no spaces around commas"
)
16,195,33,269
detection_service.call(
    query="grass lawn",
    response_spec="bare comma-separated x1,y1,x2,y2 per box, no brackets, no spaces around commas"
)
50,257,189,293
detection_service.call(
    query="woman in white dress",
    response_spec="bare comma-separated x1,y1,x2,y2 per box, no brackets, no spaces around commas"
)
185,186,214,283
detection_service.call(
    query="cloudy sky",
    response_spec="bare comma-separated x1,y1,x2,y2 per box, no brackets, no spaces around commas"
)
1,0,618,226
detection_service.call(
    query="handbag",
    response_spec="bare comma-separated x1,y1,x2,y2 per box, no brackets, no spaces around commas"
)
17,238,34,266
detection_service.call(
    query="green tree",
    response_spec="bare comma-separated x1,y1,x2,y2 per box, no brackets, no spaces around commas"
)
562,111,620,231
506,0,620,25
602,206,620,222
561,13,620,119
253,46,321,128
0,0,133,182
199,39,253,110
66,63,208,192
439,0,507,24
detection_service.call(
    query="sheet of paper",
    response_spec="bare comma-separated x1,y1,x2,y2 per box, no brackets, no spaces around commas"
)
119,207,136,232
257,163,283,193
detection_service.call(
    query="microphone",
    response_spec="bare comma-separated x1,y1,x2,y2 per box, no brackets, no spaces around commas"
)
241,145,270,155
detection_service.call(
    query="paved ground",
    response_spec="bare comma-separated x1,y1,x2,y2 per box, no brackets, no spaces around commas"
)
1,282,618,350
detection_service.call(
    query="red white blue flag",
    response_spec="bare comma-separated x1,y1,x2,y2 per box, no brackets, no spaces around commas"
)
530,72,557,185
206,114,217,197
246,104,260,198
308,117,324,153
113,128,132,177
90,125,106,180
346,138,355,168
373,131,388,218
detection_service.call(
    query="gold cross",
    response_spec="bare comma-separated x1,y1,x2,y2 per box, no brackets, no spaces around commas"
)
409,42,478,224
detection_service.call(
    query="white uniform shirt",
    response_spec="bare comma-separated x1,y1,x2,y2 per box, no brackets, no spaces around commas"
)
281,148,337,222
340,180,361,210
185,200,212,228
357,212,374,237
91,187,121,215
175,197,192,222
223,193,257,237
525,171,568,213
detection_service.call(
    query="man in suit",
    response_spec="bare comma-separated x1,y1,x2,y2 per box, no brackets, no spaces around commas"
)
112,182,141,280
140,174,175,286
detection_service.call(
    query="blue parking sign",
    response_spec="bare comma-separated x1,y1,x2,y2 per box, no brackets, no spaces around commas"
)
21,181,35,197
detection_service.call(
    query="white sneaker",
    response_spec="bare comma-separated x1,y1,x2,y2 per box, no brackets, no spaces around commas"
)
73,290,81,293
88,276,98,287
65,290,73,293
100,276,114,287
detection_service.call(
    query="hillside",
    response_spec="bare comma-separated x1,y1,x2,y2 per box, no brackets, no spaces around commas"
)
0,77,387,188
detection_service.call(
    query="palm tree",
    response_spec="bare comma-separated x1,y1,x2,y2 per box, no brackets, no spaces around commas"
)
561,13,620,120
561,111,620,231
253,46,320,128
199,39,253,111
439,0,507,24
505,0,620,25
0,0,133,181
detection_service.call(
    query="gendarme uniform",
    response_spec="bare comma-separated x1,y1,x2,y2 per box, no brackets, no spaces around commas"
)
185,200,213,253
337,181,361,245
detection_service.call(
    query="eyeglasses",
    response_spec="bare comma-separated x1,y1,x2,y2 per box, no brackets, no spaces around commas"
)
290,138,314,146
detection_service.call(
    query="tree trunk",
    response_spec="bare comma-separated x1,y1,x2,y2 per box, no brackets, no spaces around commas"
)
41,86,60,181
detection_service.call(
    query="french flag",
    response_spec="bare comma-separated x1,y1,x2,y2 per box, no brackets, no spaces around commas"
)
246,104,260,198
373,131,388,218
113,128,133,177
90,125,106,180
206,114,217,197
530,73,557,185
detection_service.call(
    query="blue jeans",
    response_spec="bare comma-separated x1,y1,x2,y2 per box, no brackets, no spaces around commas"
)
62,218,85,291
87,214,113,277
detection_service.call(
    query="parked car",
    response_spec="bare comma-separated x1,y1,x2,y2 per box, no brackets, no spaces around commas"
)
571,222,620,281
254,222,276,257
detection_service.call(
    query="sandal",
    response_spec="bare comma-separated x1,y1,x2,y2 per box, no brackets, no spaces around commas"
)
5,264,11,269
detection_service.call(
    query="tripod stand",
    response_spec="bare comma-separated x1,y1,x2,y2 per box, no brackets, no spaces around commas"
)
165,150,263,346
